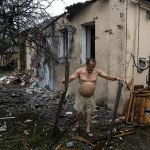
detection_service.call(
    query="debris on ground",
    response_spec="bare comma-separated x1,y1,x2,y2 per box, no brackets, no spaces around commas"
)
0,70,31,88
0,77,150,149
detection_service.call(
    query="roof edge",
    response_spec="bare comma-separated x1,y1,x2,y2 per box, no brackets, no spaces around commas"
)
131,0,150,11
65,0,98,20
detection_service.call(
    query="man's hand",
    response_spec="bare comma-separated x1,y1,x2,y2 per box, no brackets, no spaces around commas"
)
62,79,65,84
116,77,121,80
116,77,124,82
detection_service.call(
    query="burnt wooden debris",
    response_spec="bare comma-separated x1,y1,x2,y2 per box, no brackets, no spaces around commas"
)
0,71,150,149
105,81,123,147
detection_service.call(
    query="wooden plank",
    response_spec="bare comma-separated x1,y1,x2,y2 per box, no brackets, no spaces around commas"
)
143,97,150,124
131,96,136,122
73,135,95,147
134,91,150,97
126,94,133,123
55,144,62,150
113,131,135,138
125,79,134,123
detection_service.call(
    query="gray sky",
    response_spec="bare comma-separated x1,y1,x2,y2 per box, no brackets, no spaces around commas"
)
49,0,87,16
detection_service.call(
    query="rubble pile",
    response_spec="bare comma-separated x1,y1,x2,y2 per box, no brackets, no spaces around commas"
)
0,77,150,149
0,70,32,88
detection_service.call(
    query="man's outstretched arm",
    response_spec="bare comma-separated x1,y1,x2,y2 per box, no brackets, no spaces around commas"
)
96,69,120,81
62,68,81,83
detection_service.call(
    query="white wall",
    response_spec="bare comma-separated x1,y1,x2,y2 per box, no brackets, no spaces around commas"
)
25,0,150,113
54,0,126,112
107,0,126,112
127,1,150,88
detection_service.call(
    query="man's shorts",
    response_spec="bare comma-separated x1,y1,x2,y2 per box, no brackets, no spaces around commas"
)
74,90,96,114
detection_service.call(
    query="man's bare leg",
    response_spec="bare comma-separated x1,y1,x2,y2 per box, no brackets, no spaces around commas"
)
76,112,83,128
86,114,92,132
86,114,93,137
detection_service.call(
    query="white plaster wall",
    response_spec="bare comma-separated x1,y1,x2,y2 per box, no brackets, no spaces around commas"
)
26,47,32,70
53,0,148,114
107,0,126,113
53,0,124,108
127,1,150,88
26,43,37,71
69,0,111,104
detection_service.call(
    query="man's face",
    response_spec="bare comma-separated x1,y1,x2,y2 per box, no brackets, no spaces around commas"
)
87,61,96,73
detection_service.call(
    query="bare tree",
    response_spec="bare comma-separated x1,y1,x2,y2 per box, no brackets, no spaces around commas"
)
0,0,56,55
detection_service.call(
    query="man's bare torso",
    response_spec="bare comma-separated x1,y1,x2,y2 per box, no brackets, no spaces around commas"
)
79,67,98,84
77,67,99,97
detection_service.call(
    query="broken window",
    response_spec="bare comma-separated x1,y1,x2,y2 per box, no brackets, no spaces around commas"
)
59,29,69,63
80,21,95,64
59,26,74,63
46,26,52,50
146,11,150,20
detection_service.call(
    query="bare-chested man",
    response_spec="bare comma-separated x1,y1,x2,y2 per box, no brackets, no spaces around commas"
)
62,58,120,136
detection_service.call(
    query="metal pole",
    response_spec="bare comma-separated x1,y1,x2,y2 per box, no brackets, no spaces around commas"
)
105,80,123,147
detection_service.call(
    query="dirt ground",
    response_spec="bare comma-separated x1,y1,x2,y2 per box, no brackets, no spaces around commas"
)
0,85,150,150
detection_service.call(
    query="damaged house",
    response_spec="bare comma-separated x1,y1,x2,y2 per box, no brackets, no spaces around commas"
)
26,0,150,114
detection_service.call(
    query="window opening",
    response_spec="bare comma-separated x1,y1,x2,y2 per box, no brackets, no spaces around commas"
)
81,21,95,64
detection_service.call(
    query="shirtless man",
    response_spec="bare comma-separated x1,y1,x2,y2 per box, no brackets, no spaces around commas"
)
62,58,120,136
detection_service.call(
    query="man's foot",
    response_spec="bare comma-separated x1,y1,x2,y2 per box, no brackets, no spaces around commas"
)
86,131,93,137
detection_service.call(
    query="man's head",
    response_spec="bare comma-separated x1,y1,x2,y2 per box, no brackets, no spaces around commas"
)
86,58,96,73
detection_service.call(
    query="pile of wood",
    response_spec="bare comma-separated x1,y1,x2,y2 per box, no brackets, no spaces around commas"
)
126,90,150,124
